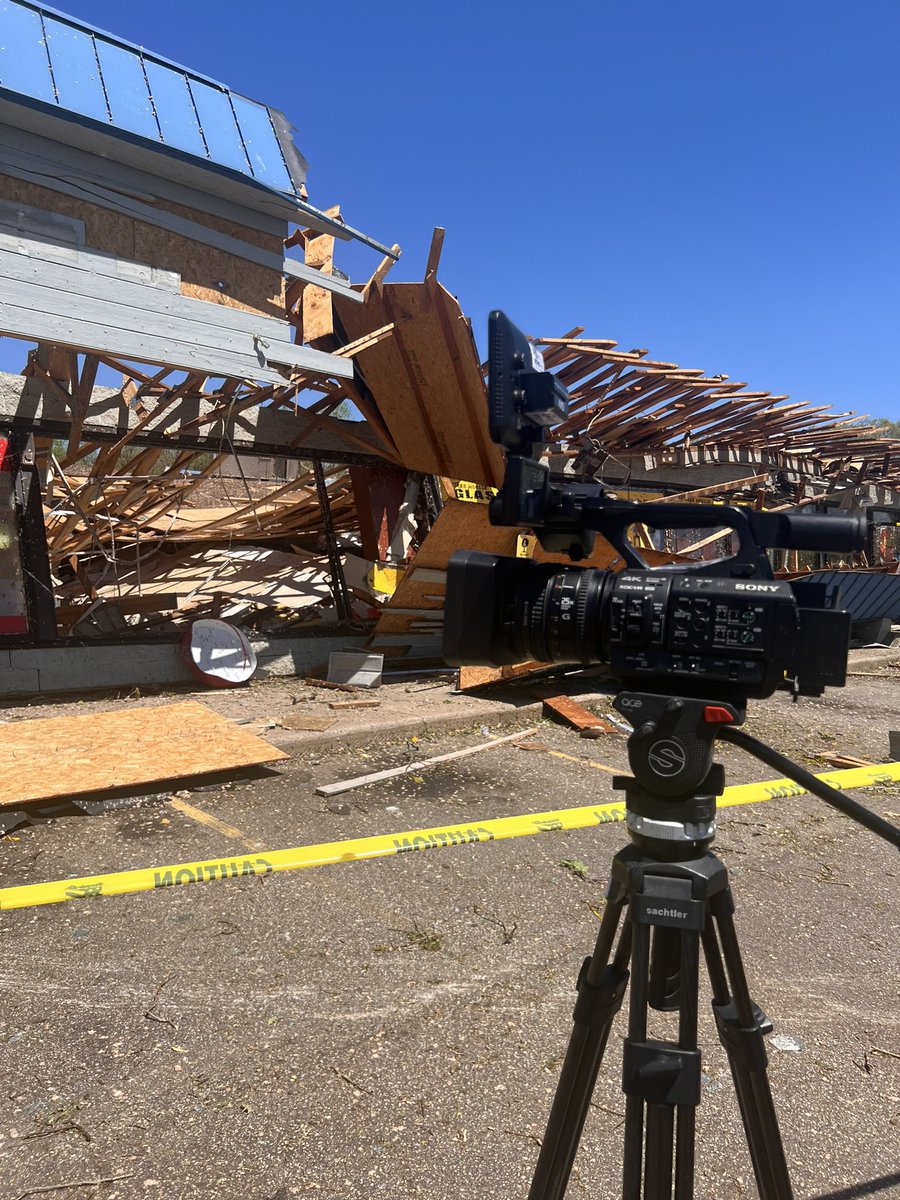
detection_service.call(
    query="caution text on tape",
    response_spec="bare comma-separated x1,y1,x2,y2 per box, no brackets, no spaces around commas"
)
0,762,897,911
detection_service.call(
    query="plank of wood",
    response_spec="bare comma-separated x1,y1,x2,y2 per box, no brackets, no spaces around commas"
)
315,727,540,796
815,752,875,768
302,677,360,693
0,701,288,807
280,714,338,732
327,699,382,710
458,662,544,690
533,690,618,735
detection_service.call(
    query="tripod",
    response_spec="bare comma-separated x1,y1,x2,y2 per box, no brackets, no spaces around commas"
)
528,692,900,1200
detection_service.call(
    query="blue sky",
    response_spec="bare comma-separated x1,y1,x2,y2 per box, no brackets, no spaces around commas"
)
16,1,900,421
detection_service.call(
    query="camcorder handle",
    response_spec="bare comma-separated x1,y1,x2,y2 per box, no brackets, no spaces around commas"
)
571,500,864,576
588,502,865,575
489,454,865,575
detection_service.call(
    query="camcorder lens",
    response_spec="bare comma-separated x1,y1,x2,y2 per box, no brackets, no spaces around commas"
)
515,566,614,665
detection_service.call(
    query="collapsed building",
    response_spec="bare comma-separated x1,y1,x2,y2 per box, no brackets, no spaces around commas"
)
1,0,899,697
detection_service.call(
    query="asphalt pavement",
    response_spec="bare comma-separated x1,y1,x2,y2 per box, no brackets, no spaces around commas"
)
0,671,898,1199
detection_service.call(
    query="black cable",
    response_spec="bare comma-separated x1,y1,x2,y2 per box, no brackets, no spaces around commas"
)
718,726,900,851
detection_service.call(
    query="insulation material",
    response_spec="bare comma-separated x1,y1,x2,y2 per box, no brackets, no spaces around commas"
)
0,700,287,807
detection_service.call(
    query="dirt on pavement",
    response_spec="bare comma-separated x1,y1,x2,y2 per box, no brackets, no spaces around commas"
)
0,671,897,1199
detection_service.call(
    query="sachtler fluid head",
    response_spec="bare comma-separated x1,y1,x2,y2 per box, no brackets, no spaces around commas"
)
444,311,866,703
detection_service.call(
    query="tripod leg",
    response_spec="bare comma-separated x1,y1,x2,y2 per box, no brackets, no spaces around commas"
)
528,886,631,1200
623,898,703,1200
703,899,795,1200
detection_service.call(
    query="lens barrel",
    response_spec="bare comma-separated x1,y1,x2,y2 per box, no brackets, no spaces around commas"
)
514,566,613,665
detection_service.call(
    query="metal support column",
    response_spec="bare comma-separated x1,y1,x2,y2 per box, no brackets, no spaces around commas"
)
10,431,57,639
313,457,353,624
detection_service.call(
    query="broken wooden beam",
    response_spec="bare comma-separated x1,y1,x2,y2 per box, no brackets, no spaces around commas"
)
315,727,539,796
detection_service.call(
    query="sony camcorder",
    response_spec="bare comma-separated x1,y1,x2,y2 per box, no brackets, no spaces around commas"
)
443,312,866,702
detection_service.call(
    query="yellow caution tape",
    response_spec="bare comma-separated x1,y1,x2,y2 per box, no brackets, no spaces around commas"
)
0,762,897,912
454,480,499,504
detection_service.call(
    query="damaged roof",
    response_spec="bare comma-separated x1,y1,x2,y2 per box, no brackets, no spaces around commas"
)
0,0,304,194
0,0,395,254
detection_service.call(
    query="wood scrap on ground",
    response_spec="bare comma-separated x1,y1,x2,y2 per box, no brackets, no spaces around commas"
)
315,727,540,796
279,714,338,732
815,752,875,769
531,687,618,736
302,678,361,693
327,699,381,710
0,701,287,807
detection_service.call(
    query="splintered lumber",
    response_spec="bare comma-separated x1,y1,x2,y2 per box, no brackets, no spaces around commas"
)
315,727,540,796
303,677,361,693
327,699,382,710
815,753,875,769
333,280,506,483
458,663,545,690
533,689,618,735
529,331,900,488
0,701,288,807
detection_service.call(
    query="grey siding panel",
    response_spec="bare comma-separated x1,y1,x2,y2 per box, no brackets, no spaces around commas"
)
0,244,352,382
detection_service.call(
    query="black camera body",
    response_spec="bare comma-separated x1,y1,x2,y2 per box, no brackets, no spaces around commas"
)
443,311,865,701
445,551,846,700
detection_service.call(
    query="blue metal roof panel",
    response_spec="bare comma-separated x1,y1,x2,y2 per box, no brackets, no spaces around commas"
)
43,13,109,122
95,39,158,141
0,1,56,104
0,0,301,197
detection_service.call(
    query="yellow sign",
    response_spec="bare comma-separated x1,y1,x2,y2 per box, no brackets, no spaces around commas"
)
454,481,499,504
368,563,404,595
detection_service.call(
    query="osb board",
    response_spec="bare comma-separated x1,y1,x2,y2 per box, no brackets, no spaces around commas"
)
0,701,288,807
458,663,542,690
135,224,284,317
334,282,505,484
302,231,335,343
0,174,283,318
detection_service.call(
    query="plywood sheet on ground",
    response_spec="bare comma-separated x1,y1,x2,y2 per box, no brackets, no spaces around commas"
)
334,282,505,484
0,701,288,807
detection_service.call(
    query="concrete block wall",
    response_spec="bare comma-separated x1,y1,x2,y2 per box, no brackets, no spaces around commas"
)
0,635,368,699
